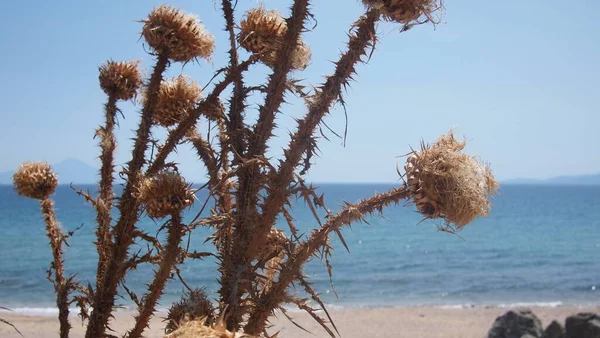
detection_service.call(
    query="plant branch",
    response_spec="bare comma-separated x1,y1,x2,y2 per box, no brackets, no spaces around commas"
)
40,198,71,338
127,213,185,338
94,93,118,291
222,0,247,166
235,0,310,263
251,8,379,267
146,57,256,176
244,185,409,334
188,128,218,183
85,51,170,338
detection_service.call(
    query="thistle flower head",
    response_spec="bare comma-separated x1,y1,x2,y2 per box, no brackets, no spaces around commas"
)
404,131,498,230
142,5,215,62
13,162,58,200
262,40,312,71
138,170,195,218
239,6,311,70
362,0,444,25
150,75,202,127
239,6,287,54
165,288,215,334
98,60,143,100
202,99,226,122
164,316,254,338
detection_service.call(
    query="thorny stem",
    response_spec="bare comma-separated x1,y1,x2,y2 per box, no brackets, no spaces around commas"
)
238,0,310,253
244,186,409,334
146,57,255,176
250,9,379,269
85,52,169,338
127,213,185,338
40,198,70,338
94,93,118,290
222,0,246,167
216,0,248,329
189,130,218,183
225,0,310,330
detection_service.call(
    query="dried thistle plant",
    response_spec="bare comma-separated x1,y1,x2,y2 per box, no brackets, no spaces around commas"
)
12,163,72,338
405,131,498,230
165,288,216,334
99,60,143,100
14,1,498,338
151,75,202,127
142,4,215,62
13,162,58,200
362,0,444,27
164,317,254,338
239,6,311,70
137,170,195,219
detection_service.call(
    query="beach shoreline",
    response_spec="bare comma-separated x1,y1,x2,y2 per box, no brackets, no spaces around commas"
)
2,305,599,338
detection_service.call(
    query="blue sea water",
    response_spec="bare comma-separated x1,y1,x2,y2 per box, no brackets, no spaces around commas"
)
1,184,599,314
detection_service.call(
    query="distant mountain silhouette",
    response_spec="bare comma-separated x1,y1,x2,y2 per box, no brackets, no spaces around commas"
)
0,158,100,185
503,174,600,185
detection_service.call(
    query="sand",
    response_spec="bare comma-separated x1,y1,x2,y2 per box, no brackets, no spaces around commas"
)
1,306,598,337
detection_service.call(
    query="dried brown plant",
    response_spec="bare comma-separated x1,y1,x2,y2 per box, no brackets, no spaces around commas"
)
151,75,202,127
142,4,215,62
13,1,498,338
165,288,216,334
99,60,143,101
165,317,254,338
239,6,311,70
362,0,444,28
12,163,72,338
405,132,498,230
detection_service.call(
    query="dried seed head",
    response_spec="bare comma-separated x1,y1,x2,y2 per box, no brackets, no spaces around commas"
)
239,6,287,54
262,40,312,70
238,5,311,70
165,288,215,334
362,0,443,25
150,75,202,127
98,60,143,100
404,131,498,230
138,170,195,218
13,162,58,200
202,99,226,121
164,317,254,338
142,5,215,62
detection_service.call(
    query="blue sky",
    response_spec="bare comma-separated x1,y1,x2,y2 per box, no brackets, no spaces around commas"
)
0,0,598,183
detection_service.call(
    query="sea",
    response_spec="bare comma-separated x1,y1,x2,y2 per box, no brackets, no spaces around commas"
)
1,184,599,316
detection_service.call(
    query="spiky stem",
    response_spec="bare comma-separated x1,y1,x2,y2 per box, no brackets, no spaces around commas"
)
188,129,218,183
244,186,409,334
127,213,184,338
94,93,118,289
40,198,70,338
249,8,379,267
222,0,247,166
146,57,256,176
85,52,169,338
222,1,310,330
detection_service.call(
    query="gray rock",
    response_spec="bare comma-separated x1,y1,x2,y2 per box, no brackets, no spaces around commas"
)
565,313,600,338
488,308,544,338
542,320,565,338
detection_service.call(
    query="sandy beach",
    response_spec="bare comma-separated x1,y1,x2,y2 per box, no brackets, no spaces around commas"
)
1,305,598,338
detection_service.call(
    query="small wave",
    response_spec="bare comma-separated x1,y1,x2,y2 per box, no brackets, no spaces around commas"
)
436,301,565,310
0,307,65,316
496,301,564,308
0,306,169,317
